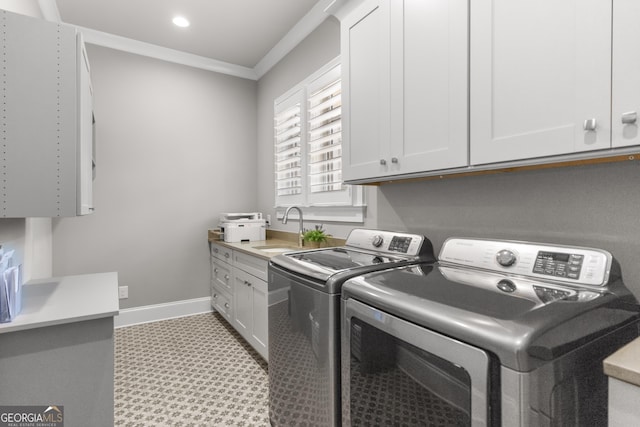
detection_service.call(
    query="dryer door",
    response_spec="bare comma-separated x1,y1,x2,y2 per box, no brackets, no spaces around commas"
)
342,298,497,426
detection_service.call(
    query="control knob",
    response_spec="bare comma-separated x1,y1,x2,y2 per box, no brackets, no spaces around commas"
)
496,249,517,267
371,235,384,248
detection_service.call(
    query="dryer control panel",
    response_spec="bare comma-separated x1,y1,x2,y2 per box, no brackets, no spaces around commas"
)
439,238,612,287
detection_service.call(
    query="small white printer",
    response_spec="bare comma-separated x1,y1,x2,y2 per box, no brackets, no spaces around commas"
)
219,212,266,243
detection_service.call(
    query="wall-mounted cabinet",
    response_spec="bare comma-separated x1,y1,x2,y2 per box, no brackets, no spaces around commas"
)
612,0,640,148
341,0,468,182
1,10,94,217
470,0,612,165
340,0,640,184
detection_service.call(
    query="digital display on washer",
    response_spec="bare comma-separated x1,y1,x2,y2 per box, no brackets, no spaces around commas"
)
533,251,583,280
389,236,412,253
537,252,570,263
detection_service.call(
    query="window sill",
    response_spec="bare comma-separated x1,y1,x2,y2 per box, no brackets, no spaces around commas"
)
275,205,366,224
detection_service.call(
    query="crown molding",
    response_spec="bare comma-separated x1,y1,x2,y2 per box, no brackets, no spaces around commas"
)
39,0,356,81
76,25,258,80
37,0,60,22
253,0,339,79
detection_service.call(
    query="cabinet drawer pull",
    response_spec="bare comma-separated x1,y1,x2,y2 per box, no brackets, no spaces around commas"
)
391,157,398,164
214,248,219,253
224,303,229,309
583,118,597,131
622,111,637,124
213,268,218,273
224,253,230,258
379,159,387,165
224,274,229,280
244,280,252,287
213,293,218,299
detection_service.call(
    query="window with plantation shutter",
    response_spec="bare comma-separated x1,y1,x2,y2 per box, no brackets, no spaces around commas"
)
273,58,364,222
308,73,343,195
274,93,303,200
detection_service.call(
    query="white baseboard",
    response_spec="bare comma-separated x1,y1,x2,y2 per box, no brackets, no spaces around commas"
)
115,297,213,328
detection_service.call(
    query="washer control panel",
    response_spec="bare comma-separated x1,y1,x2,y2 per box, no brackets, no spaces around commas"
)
345,229,427,257
439,238,613,287
534,251,584,280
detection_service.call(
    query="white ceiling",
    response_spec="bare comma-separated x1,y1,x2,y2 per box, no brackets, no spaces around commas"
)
55,0,322,69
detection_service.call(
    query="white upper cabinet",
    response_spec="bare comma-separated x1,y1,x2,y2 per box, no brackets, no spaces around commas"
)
470,0,612,165
612,0,640,148
395,0,468,175
342,0,391,181
2,10,94,217
342,0,468,182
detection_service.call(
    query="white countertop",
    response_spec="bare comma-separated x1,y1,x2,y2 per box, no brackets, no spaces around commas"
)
0,272,119,334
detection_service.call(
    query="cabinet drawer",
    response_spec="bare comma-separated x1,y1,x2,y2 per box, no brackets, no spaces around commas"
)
211,286,232,323
210,242,233,264
234,251,268,281
211,258,233,293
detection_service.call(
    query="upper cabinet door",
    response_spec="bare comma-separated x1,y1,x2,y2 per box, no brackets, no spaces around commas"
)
390,0,468,174
341,0,391,181
470,0,612,165
342,0,468,182
612,0,640,148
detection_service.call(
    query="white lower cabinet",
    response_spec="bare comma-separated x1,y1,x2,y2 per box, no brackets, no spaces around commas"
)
211,256,233,323
210,242,234,325
209,242,268,361
232,268,268,360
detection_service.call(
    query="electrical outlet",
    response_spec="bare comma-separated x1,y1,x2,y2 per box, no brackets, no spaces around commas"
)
118,286,128,299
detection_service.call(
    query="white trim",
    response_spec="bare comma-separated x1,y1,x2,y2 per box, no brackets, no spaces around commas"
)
114,297,213,328
276,205,366,223
74,26,257,80
37,0,347,80
330,0,367,20
37,0,61,23
254,0,336,79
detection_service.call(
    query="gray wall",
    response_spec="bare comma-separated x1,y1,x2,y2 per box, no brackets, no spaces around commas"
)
256,17,377,237
377,161,640,299
52,46,258,308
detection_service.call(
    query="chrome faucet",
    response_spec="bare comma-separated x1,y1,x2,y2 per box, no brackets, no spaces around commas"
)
282,206,304,247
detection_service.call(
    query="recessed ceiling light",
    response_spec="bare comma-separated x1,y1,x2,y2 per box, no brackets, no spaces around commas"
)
172,16,190,28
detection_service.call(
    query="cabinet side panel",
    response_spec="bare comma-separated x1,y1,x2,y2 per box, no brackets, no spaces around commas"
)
77,38,94,214
3,12,77,217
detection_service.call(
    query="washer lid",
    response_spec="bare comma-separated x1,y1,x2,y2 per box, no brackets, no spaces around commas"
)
270,247,408,284
269,228,435,287
342,263,639,371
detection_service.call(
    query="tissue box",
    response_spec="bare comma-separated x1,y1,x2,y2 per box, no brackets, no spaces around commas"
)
0,264,22,323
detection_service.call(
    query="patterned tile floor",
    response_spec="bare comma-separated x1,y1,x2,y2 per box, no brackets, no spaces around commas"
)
114,312,270,426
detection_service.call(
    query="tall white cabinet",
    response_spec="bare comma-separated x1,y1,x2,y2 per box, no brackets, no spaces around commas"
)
470,0,612,165
2,10,94,217
341,0,468,182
